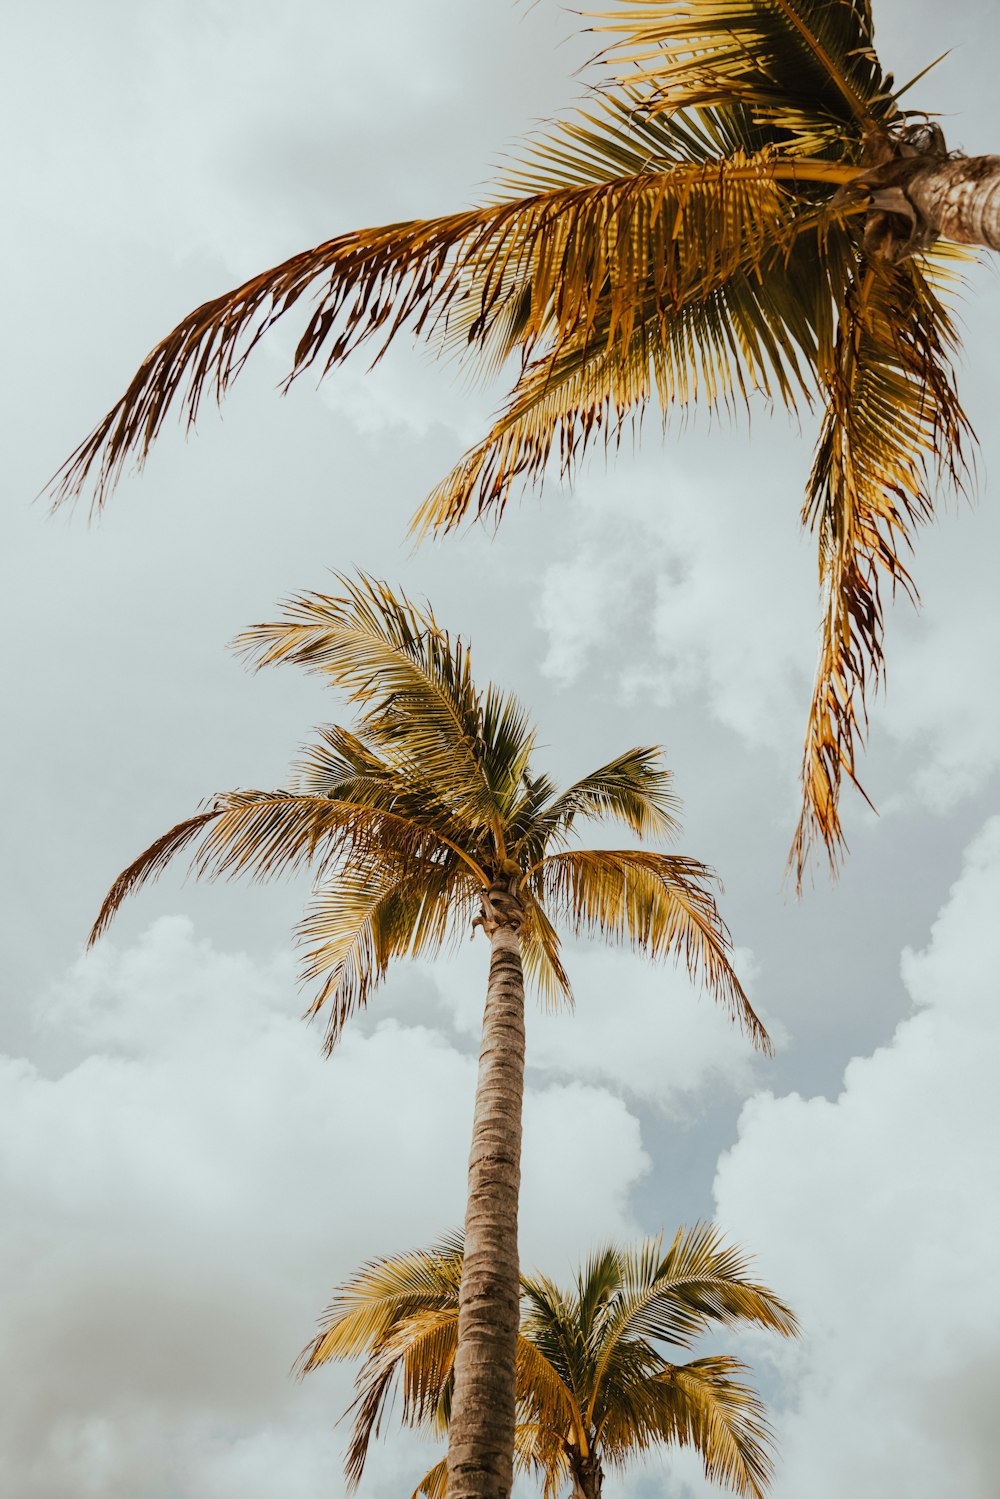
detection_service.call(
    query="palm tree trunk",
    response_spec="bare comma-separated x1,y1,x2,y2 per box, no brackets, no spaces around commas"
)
907,155,1000,251
446,882,526,1499
568,1447,604,1499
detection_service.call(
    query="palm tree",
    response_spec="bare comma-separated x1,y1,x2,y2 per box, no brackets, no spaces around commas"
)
51,2,998,881
88,573,766,1499
299,1226,798,1499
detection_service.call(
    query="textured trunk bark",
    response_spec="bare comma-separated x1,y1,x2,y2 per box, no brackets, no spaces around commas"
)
906,155,1000,252
568,1448,604,1499
446,887,526,1499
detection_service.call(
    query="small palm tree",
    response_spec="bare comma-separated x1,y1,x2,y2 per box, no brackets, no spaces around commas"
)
53,2,1000,879
88,573,765,1499
301,1226,798,1499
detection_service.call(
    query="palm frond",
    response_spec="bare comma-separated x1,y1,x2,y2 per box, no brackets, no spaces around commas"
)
300,1233,464,1373
87,787,474,1004
300,1236,463,1489
312,1229,793,1498
525,746,682,853
790,252,973,882
533,849,768,1050
641,1361,773,1499
52,148,853,512
412,1457,448,1499
88,807,220,946
238,575,503,838
296,856,478,1051
601,1227,798,1354
518,893,575,1010
594,0,899,146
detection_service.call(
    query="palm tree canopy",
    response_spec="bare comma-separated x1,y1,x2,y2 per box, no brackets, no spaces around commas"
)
90,573,766,1052
301,1226,798,1499
51,2,979,882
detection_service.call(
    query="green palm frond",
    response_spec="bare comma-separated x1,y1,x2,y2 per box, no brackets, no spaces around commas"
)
532,849,768,1050
790,250,973,879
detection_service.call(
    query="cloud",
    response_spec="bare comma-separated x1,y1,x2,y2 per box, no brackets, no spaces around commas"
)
694,816,1000,1498
430,939,775,1117
0,917,649,1497
876,467,1000,817
534,455,817,755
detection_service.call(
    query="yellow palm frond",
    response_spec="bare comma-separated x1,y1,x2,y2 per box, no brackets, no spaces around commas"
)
300,1233,464,1373
238,575,503,837
644,1361,779,1499
51,150,853,513
518,893,574,1011
296,857,478,1051
790,252,973,881
594,1226,798,1359
523,745,681,852
87,790,464,947
313,1229,794,1498
594,0,898,145
412,1457,448,1499
532,849,768,1050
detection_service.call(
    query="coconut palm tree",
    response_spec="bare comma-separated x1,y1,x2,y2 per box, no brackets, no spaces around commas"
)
52,2,998,880
88,573,765,1499
300,1226,798,1499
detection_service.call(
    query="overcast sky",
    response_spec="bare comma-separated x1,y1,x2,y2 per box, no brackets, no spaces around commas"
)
4,2,1000,1496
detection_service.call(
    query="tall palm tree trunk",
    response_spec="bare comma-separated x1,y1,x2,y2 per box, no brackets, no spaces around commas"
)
908,155,1000,250
447,881,526,1499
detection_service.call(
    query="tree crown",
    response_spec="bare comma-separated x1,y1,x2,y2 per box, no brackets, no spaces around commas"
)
91,574,766,1051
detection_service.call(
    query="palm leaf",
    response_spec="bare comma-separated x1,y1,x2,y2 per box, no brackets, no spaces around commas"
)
51,147,855,512
790,250,973,880
533,849,768,1049
296,856,478,1051
518,892,575,1010
525,745,682,851
304,1228,794,1496
238,575,504,838
598,1227,798,1356
594,0,899,145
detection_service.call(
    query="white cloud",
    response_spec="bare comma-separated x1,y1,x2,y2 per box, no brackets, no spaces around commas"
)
534,458,817,754
696,816,1000,1498
0,917,648,1497
430,938,775,1116
877,474,1000,817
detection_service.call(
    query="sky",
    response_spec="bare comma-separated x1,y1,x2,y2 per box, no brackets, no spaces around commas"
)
3,2,1000,1495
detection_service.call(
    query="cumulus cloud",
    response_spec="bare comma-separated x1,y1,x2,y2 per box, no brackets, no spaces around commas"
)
876,463,1000,818
0,917,649,1498
430,939,775,1116
534,457,817,754
689,816,1000,1498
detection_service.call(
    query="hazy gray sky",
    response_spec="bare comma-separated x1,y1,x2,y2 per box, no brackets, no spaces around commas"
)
4,2,1000,1495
